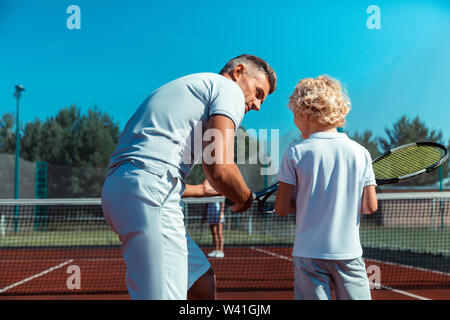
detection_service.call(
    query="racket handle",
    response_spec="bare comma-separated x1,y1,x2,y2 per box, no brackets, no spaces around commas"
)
225,198,235,206
224,193,256,207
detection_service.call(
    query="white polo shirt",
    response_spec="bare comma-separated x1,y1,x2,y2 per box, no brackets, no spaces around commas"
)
278,131,376,260
107,73,245,180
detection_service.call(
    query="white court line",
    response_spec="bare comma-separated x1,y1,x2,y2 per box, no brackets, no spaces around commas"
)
249,247,432,301
250,247,293,262
365,257,450,277
380,285,430,300
0,259,74,293
0,258,121,263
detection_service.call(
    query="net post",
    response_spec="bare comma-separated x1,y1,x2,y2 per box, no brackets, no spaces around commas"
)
439,167,444,229
14,206,19,233
34,162,48,231
1,214,5,238
431,198,437,231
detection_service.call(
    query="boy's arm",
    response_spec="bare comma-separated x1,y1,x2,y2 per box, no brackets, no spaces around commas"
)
275,182,296,216
182,179,220,198
361,185,378,214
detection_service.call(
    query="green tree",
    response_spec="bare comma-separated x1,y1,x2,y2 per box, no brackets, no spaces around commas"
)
185,126,266,190
185,163,205,185
0,113,15,154
379,115,449,187
0,106,120,197
379,116,444,151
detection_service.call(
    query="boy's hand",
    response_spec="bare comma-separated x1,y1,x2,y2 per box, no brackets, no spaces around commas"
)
201,179,220,197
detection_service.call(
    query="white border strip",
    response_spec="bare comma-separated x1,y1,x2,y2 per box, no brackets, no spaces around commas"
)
377,192,450,200
0,197,224,205
0,199,101,206
0,193,449,206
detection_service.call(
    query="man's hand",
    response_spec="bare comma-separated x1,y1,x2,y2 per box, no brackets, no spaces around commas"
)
229,190,254,213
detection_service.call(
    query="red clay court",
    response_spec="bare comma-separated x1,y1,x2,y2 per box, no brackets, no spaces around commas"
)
1,195,449,300
1,246,449,300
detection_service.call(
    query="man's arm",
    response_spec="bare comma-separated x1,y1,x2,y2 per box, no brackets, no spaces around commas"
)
202,115,253,213
361,185,378,214
275,182,296,216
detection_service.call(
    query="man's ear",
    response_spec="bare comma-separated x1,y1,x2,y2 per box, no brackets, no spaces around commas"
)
230,64,246,81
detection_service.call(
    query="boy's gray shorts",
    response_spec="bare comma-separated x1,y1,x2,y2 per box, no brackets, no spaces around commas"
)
292,256,371,300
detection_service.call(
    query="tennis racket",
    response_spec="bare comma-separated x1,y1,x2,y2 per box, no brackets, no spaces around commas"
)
225,141,448,213
372,142,448,185
225,182,279,214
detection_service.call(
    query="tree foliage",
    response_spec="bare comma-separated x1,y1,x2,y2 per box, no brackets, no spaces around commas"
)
379,116,444,152
2,110,448,198
349,130,381,159
185,126,266,190
351,115,449,187
0,106,120,197
0,113,15,153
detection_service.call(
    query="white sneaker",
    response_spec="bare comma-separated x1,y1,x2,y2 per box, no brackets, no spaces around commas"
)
215,251,224,258
208,251,218,257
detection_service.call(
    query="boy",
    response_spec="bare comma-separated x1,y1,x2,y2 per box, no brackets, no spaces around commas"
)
275,75,378,300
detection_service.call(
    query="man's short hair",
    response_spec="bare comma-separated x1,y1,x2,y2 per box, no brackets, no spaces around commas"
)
219,54,277,94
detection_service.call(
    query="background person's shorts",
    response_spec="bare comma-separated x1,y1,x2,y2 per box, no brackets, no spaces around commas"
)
206,202,224,225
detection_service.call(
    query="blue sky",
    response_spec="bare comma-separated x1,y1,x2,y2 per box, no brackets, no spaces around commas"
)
1,0,449,147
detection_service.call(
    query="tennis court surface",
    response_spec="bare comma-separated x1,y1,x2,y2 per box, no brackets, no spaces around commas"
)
1,193,449,300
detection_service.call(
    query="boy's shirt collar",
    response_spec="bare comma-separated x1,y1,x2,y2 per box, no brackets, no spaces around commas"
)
308,131,347,139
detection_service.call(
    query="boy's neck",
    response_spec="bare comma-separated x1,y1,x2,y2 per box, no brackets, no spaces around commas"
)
301,124,337,139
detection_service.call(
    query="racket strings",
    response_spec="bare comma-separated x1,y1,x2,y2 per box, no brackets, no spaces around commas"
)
374,145,444,179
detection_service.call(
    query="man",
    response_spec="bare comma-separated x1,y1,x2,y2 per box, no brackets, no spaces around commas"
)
101,54,277,300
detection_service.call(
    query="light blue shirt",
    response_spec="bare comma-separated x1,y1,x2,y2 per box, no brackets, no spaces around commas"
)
278,132,376,259
108,73,245,180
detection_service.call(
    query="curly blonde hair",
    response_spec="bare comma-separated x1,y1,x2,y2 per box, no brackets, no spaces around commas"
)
288,75,351,127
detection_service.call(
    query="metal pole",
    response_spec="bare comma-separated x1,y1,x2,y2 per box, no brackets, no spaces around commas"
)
15,94,20,199
13,85,25,233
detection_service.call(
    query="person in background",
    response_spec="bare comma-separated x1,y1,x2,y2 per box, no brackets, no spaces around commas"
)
206,202,225,258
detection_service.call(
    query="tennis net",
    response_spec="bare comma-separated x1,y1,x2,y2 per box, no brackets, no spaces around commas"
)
0,193,449,295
